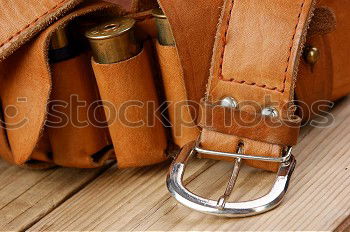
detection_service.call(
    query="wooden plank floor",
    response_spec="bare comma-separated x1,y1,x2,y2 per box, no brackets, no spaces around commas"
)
1,97,350,231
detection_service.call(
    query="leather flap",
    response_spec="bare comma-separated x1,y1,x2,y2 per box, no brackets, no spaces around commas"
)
0,0,84,61
0,0,159,60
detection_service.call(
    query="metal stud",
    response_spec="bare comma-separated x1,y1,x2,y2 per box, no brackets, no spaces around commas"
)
220,97,238,109
261,107,279,118
304,46,320,66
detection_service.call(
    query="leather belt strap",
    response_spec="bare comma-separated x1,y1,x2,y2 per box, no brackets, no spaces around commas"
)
199,0,316,172
198,101,301,146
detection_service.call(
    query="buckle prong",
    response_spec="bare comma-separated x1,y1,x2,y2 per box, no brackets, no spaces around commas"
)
217,154,242,209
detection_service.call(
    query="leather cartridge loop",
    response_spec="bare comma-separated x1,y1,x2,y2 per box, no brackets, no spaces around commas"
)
91,42,167,168
198,101,301,146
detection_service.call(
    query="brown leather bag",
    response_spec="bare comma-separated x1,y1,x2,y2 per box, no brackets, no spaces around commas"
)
0,0,349,216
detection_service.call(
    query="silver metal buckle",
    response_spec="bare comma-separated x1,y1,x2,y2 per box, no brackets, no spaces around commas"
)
167,142,296,217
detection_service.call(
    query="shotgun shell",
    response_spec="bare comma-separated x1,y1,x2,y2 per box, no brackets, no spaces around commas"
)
85,18,140,64
152,8,175,46
49,27,76,63
50,27,69,50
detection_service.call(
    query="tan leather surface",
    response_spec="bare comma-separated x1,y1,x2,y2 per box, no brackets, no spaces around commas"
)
297,0,350,104
0,44,51,165
0,96,13,163
0,0,83,60
325,0,350,100
30,131,52,163
92,43,167,168
199,101,301,146
158,0,224,118
48,52,111,168
296,34,333,121
155,41,199,148
295,0,350,119
0,31,52,164
199,0,315,172
219,1,307,95
104,0,157,12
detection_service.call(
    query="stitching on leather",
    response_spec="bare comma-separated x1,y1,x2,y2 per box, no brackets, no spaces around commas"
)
219,0,306,93
282,2,305,92
0,0,69,49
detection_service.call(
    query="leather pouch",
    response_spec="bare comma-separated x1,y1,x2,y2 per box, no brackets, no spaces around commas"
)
91,42,167,168
0,1,122,166
0,1,172,169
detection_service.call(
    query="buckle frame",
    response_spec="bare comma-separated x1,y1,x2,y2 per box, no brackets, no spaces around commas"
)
166,142,296,217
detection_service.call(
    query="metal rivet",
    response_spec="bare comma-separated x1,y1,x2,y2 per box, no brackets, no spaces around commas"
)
304,46,320,65
261,107,279,118
220,97,238,109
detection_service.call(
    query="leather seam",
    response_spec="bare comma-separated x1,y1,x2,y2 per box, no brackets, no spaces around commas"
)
282,1,306,93
0,0,70,49
219,0,306,93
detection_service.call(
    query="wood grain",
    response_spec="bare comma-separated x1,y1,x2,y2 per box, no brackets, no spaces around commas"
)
0,161,111,231
28,97,350,231
335,215,350,232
